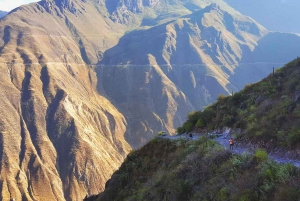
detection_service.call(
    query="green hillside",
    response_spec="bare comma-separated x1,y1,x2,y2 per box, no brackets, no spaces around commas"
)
86,138,300,201
178,57,300,149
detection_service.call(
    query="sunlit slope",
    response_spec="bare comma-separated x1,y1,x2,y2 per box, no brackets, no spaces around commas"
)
0,0,130,200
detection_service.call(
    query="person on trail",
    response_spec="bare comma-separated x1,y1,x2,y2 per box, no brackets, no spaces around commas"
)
189,133,193,139
229,138,234,150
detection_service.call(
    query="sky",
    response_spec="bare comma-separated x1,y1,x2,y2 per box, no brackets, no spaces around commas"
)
224,0,300,33
0,0,39,12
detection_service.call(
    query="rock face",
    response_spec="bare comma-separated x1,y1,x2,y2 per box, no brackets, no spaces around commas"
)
0,0,300,200
0,0,131,200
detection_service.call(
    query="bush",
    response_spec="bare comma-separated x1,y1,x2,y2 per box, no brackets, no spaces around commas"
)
157,131,163,136
287,129,300,147
187,111,201,125
196,119,204,128
177,126,185,134
216,187,228,201
217,94,227,101
183,122,193,132
222,115,235,127
254,149,268,162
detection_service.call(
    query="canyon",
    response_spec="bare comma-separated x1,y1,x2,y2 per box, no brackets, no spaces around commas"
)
0,0,299,200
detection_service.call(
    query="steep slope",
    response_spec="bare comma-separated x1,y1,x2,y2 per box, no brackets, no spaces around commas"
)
0,0,131,200
85,138,300,201
178,57,300,151
0,11,7,18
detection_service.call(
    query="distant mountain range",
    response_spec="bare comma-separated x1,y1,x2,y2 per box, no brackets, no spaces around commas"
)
0,10,7,18
0,0,300,200
224,0,300,33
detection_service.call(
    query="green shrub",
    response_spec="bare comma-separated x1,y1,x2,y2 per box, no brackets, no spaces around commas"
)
287,129,300,147
183,122,193,132
196,119,204,128
243,84,253,93
287,78,299,92
254,149,268,162
177,126,185,134
231,153,250,168
216,187,228,201
187,111,201,125
232,92,245,105
157,131,163,136
222,115,235,127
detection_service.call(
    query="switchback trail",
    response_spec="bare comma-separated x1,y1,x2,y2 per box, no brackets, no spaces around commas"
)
161,131,300,167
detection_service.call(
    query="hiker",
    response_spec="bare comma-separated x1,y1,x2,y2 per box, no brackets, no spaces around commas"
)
229,138,234,150
189,133,193,139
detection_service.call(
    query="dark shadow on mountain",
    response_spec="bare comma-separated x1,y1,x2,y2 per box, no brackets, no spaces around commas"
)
99,21,175,66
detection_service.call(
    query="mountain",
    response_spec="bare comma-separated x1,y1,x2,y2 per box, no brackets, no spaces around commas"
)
0,0,131,200
224,0,300,33
0,10,7,18
0,0,300,200
85,58,300,201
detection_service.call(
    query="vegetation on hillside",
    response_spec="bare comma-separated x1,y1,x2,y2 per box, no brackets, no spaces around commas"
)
177,57,300,148
86,138,300,201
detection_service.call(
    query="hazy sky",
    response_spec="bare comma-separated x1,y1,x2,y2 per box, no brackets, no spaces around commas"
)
0,0,39,11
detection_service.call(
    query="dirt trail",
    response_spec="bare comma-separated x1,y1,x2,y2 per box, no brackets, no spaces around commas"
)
161,130,300,167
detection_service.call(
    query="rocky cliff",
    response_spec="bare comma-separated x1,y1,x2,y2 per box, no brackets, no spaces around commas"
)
0,0,300,200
